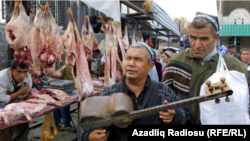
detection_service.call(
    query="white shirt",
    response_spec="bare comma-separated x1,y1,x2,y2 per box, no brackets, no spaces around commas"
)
228,52,234,57
148,65,159,82
247,65,250,71
101,55,105,63
0,68,32,103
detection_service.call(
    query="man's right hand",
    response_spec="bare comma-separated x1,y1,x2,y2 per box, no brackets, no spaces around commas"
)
88,129,107,141
10,85,31,102
18,85,30,95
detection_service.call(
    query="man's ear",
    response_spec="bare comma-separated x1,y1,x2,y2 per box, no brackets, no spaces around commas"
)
213,33,220,44
148,62,155,71
10,67,13,73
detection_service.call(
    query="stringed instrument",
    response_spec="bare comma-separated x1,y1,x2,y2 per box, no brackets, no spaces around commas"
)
80,77,233,131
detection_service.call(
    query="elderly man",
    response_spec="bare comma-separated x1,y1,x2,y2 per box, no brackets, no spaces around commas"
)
82,42,191,141
0,59,32,141
162,12,249,124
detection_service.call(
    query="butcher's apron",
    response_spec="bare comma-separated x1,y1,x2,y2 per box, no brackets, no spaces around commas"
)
0,85,29,141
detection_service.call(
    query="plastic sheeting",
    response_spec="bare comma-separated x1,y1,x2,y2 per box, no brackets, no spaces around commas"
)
81,0,121,22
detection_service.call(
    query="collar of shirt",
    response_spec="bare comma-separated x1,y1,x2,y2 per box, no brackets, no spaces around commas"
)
203,46,218,61
122,75,151,110
7,68,16,86
228,52,234,57
122,75,150,94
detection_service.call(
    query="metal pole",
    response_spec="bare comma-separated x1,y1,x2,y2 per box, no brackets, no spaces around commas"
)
167,31,170,47
77,0,87,36
179,19,181,32
77,102,80,141
217,37,220,48
155,32,158,49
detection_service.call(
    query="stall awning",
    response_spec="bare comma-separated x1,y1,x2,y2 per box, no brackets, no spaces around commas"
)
151,1,180,37
81,0,120,22
219,24,250,37
121,0,180,37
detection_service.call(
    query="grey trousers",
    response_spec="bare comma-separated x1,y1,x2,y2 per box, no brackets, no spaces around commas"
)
0,122,29,141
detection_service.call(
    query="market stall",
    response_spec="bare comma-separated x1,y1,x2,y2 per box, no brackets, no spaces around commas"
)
0,1,180,141
0,91,78,130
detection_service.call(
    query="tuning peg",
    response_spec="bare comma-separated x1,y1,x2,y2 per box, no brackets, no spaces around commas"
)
215,98,220,104
209,88,213,93
219,84,224,91
220,77,226,84
206,80,211,87
225,96,230,102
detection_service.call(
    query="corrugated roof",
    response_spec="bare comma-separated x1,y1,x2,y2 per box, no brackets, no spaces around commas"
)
219,24,250,36
151,1,180,37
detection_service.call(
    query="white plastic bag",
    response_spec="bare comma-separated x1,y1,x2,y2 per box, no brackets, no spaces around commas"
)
200,56,250,124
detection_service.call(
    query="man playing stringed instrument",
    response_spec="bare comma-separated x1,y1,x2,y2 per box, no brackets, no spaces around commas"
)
82,42,192,141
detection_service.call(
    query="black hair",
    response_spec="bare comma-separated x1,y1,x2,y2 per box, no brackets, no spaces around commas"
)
93,49,101,54
228,44,236,48
166,48,176,53
162,49,168,52
240,47,250,54
10,59,29,70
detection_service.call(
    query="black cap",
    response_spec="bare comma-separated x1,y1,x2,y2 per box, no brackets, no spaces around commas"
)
228,44,237,48
194,12,219,32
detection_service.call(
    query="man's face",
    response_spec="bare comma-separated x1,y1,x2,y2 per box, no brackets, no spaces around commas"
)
228,47,236,54
123,47,154,80
241,50,250,63
92,51,98,58
161,53,171,64
189,27,219,59
10,66,28,83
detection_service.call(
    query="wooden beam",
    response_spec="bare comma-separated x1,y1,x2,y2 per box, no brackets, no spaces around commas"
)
131,16,154,20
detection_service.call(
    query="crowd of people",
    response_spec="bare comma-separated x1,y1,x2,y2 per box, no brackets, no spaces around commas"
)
81,11,250,141
1,10,250,141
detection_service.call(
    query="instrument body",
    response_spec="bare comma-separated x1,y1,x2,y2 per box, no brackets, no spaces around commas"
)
80,93,134,131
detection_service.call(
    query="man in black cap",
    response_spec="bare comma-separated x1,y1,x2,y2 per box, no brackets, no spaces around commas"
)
228,44,241,61
162,12,249,124
82,42,191,141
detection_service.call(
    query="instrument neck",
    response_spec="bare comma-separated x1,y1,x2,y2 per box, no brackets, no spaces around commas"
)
128,95,207,120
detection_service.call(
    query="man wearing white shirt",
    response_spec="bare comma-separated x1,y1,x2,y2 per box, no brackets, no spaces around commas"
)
0,59,32,141
228,44,241,61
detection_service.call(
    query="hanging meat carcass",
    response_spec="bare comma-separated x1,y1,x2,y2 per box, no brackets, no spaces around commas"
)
104,21,118,88
5,1,33,66
113,22,126,83
62,9,95,101
38,2,64,69
112,21,126,62
28,5,44,85
29,8,35,27
28,2,63,86
61,10,77,66
99,15,107,34
137,31,144,42
122,25,130,50
81,16,99,61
